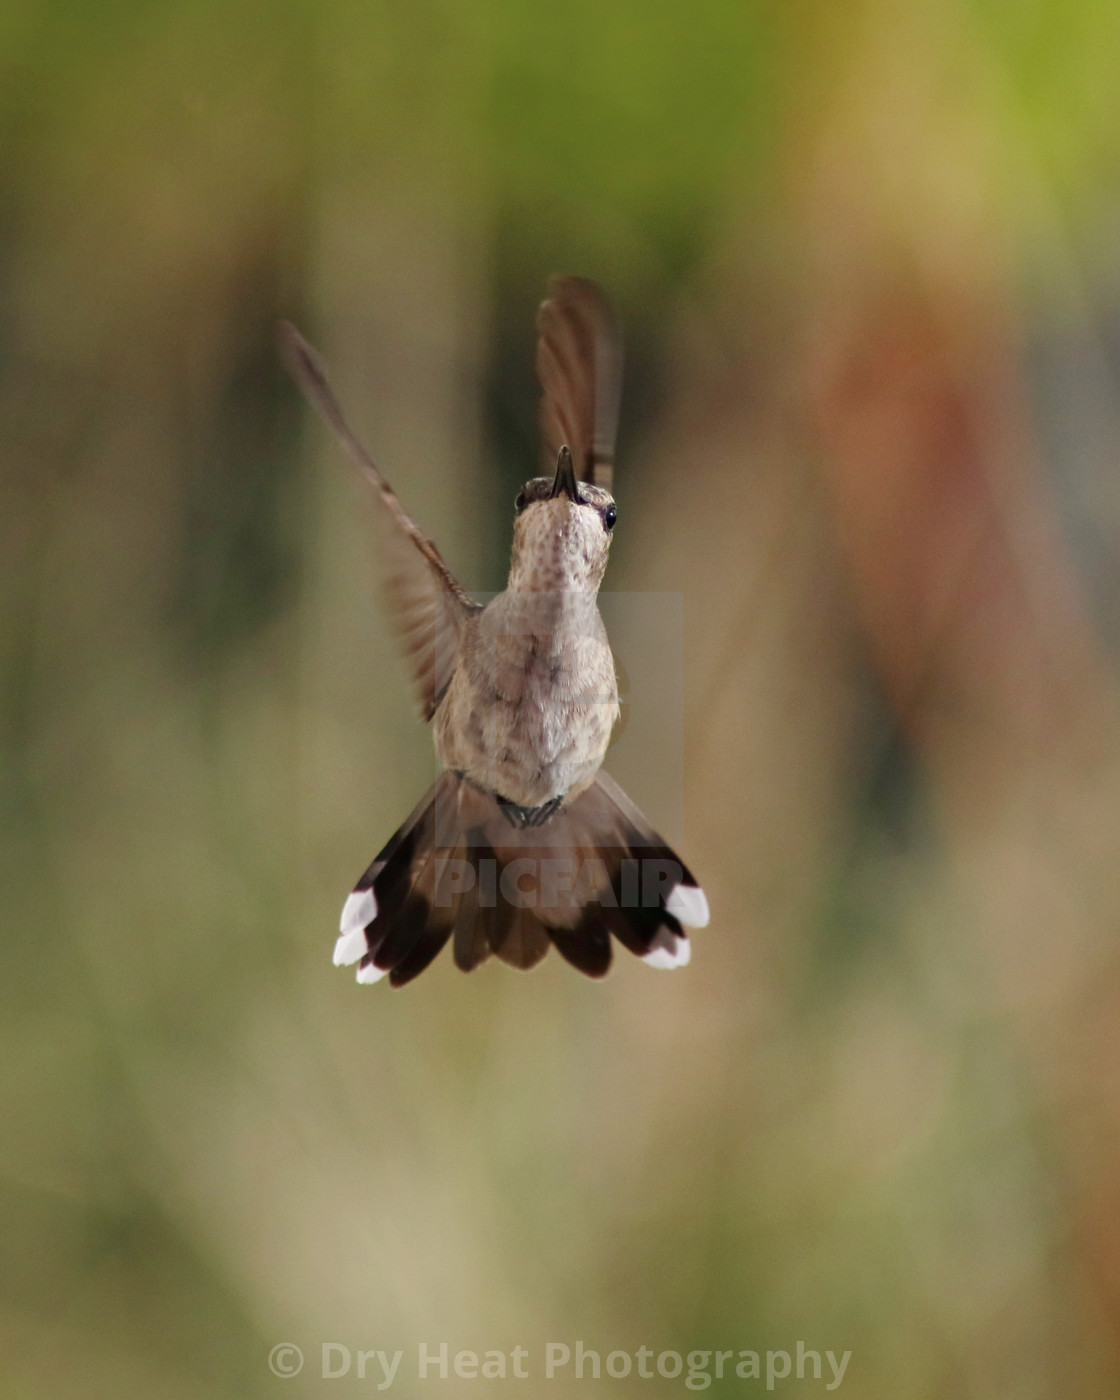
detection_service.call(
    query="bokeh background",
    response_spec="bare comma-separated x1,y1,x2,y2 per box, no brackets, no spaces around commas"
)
5,1,1120,1395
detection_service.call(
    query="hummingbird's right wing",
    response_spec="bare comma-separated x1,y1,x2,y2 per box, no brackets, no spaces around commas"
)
536,276,622,491
279,322,480,722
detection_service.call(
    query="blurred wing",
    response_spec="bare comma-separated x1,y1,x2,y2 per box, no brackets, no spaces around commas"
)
279,321,479,721
536,276,622,491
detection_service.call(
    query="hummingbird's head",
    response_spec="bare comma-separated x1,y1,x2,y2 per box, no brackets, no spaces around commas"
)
508,447,617,592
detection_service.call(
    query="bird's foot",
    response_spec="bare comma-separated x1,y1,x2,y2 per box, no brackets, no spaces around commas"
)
497,793,566,828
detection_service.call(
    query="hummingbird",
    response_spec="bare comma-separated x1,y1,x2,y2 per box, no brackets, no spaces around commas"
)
279,277,708,988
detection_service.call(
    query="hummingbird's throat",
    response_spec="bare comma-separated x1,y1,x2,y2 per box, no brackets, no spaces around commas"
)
508,508,608,593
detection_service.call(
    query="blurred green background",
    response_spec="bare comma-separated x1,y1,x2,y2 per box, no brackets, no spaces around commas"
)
5,0,1120,1396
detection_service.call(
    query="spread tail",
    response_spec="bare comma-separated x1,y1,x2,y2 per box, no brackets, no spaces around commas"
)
333,771,709,988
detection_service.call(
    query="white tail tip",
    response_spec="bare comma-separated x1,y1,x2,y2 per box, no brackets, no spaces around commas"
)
356,959,389,985
665,883,709,929
340,887,376,935
642,926,692,970
333,925,368,967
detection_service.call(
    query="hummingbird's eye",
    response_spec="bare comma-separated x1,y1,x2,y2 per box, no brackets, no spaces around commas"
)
514,490,528,514
603,505,617,532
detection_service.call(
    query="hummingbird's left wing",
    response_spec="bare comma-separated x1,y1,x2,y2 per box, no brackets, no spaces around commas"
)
279,322,480,721
536,276,622,491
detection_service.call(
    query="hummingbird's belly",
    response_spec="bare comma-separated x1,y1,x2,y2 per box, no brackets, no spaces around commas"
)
433,631,618,808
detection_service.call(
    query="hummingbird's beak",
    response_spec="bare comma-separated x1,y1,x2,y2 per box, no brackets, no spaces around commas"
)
550,445,580,502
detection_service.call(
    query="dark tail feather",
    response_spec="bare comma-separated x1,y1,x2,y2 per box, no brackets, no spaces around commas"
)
549,915,612,978
452,841,491,971
527,773,706,973
369,844,449,981
335,774,455,985
491,902,551,971
389,923,453,986
334,770,708,988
